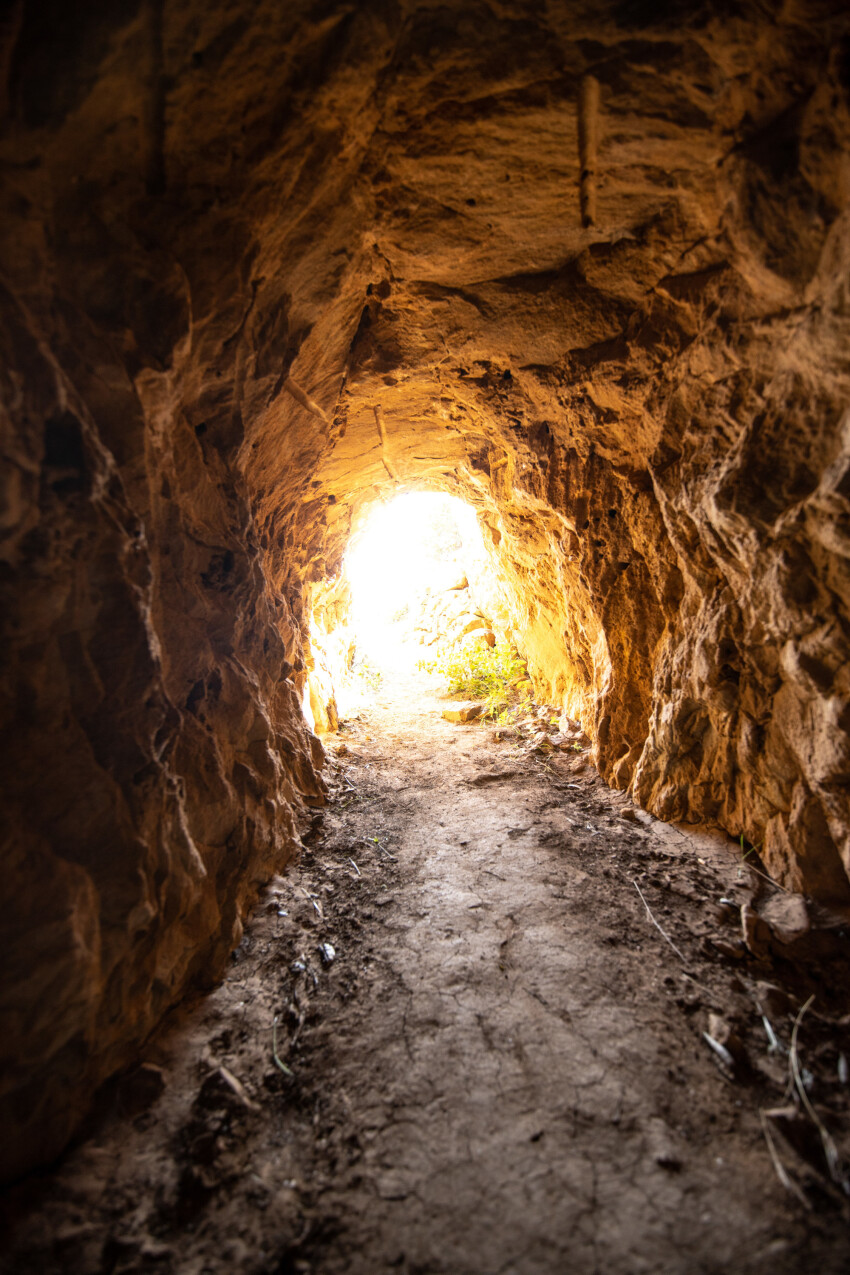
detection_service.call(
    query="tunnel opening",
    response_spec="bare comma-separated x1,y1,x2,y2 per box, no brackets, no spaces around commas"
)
304,487,537,731
2,1,850,1262
344,490,489,674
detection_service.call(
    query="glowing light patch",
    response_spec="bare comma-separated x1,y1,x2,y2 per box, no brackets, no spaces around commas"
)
344,490,483,668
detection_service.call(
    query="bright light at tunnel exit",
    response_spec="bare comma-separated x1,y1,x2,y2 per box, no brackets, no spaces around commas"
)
344,491,485,669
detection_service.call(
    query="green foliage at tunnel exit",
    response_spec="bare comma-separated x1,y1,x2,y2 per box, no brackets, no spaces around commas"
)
351,652,383,692
418,640,532,719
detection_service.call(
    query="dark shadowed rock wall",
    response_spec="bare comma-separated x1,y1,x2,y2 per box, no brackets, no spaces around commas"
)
1,0,848,1180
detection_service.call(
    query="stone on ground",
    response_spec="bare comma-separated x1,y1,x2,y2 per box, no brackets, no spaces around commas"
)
441,701,485,723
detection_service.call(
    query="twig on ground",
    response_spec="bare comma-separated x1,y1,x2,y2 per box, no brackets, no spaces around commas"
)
760,1109,811,1209
633,880,688,962
740,861,794,895
348,858,361,876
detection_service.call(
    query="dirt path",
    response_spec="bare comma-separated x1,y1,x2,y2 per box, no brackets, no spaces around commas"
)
3,671,849,1274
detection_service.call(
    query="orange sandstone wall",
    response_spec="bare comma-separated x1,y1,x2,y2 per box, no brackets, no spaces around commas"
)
1,0,848,1180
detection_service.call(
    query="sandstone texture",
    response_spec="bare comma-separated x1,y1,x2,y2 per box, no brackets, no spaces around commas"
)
1,0,849,1180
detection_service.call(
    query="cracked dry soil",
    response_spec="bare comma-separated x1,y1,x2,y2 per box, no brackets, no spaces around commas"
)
3,671,850,1275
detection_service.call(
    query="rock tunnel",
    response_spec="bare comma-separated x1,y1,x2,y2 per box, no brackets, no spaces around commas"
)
2,0,850,1233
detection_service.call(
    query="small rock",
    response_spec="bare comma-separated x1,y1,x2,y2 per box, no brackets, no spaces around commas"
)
710,938,747,961
760,894,810,946
741,903,772,961
559,722,591,747
335,742,349,757
318,941,336,965
442,701,484,723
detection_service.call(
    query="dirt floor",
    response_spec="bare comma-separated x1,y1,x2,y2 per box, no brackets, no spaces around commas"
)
3,669,850,1274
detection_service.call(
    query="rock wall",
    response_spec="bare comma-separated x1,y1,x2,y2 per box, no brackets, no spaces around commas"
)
295,1,850,906
1,0,849,1179
0,0,333,1181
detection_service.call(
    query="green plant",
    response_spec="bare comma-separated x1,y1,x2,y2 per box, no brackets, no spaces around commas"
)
737,833,773,884
418,640,529,718
739,833,762,862
490,696,533,726
353,656,383,692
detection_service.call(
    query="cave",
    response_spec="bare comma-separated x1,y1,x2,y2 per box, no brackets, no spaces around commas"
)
2,1,850,1270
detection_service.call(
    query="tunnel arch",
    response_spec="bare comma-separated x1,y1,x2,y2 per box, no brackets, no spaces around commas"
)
2,0,849,1184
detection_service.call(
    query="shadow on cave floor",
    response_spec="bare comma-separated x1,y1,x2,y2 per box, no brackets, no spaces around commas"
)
3,673,850,1275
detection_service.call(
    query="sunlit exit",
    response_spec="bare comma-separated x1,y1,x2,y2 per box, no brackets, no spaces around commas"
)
344,490,488,671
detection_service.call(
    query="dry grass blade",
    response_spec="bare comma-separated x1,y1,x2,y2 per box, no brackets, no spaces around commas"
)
737,837,793,894
789,996,848,1192
760,1109,811,1210
740,860,794,895
633,880,687,962
762,1015,783,1054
